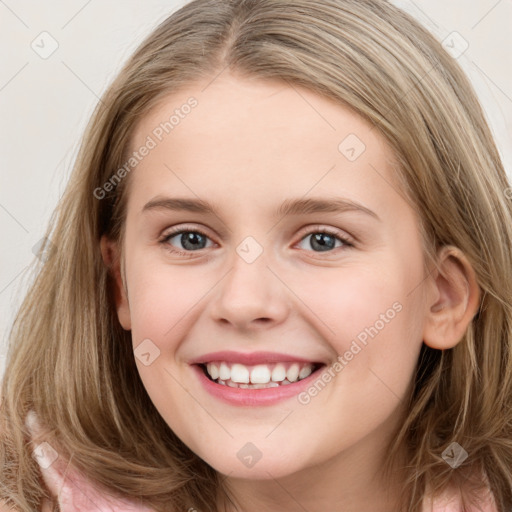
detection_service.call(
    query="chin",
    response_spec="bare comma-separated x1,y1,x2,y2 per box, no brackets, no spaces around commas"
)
201,449,305,480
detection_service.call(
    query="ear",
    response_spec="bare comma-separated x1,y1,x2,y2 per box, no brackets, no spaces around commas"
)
422,245,481,350
100,235,131,330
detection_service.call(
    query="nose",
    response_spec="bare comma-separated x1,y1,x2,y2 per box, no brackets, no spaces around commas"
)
209,246,291,331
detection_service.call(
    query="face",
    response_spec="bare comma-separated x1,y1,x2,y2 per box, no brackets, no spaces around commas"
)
111,71,431,481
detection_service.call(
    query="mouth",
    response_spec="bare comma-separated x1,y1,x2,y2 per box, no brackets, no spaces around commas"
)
196,361,326,389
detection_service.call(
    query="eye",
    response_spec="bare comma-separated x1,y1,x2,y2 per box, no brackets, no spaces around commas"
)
159,225,354,256
296,227,354,253
160,226,215,254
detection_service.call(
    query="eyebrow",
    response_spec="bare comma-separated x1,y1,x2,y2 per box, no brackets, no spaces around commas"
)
142,196,380,221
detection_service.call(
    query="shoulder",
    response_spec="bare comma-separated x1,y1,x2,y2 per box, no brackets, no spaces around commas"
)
24,411,156,512
422,483,498,512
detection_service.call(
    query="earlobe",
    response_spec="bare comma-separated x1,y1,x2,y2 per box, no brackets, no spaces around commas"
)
100,235,132,331
422,245,480,350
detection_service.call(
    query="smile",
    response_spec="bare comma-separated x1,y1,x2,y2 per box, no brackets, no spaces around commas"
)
200,361,321,388
189,350,328,405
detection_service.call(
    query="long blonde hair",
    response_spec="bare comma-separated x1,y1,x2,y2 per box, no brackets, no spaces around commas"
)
2,1,512,510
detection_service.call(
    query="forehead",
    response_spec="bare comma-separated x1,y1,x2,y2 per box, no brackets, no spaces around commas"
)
127,72,409,221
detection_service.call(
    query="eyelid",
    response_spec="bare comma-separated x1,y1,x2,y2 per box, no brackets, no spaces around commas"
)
158,225,215,260
159,223,355,262
160,223,213,239
160,223,354,246
296,224,355,245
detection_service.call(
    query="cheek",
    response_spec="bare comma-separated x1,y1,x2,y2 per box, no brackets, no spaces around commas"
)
294,258,406,337
126,255,213,344
296,256,424,384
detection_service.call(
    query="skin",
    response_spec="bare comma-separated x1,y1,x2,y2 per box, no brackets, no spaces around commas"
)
101,70,481,512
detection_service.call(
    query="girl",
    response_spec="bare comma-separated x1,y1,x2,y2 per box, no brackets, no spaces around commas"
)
1,0,512,511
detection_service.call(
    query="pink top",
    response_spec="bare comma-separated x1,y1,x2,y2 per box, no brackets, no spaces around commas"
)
25,411,498,512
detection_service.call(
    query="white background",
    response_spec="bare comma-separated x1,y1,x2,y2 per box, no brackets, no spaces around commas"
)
1,0,512,380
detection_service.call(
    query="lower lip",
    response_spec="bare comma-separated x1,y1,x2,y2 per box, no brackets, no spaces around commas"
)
191,364,325,406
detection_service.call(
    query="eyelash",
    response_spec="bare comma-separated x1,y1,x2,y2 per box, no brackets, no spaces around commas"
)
159,225,354,257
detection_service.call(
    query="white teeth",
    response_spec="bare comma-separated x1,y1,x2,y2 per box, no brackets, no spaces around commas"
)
299,364,313,380
223,380,280,389
230,363,250,383
271,363,287,382
219,362,230,381
207,363,219,380
203,361,318,386
286,363,300,383
250,365,271,384
253,382,279,389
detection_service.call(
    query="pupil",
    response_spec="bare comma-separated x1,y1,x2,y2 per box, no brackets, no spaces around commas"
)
182,232,206,250
179,232,336,252
311,233,335,251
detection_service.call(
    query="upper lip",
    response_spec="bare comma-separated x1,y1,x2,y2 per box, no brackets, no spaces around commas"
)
189,351,325,366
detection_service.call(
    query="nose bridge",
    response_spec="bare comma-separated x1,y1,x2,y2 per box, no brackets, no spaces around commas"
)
210,235,289,328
